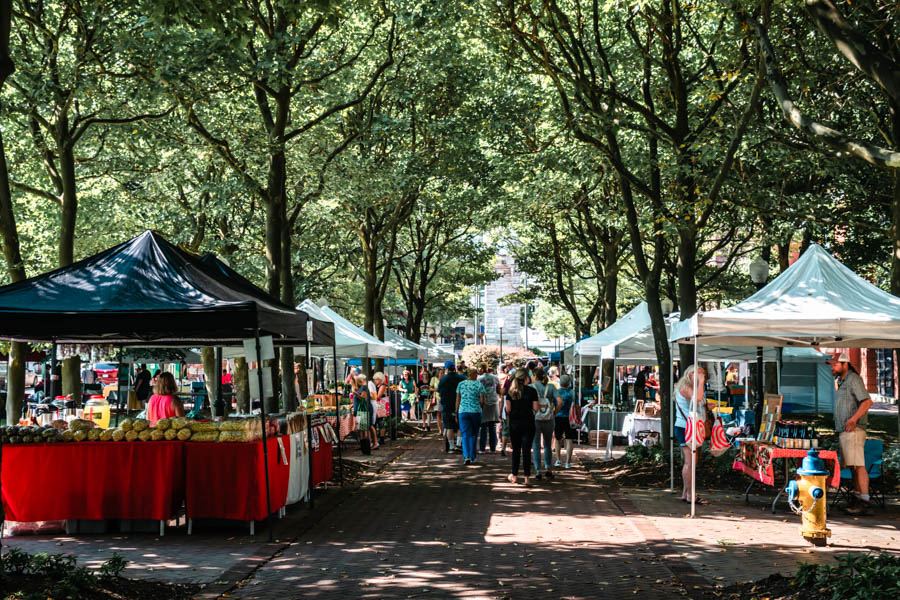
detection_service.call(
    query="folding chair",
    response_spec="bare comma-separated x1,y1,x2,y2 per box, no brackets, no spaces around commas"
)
831,438,885,508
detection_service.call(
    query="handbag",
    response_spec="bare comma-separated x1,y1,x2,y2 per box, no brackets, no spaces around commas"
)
676,402,706,447
568,399,582,429
709,416,730,457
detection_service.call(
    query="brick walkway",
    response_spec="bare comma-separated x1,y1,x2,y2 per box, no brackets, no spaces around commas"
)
5,436,899,598
229,437,684,599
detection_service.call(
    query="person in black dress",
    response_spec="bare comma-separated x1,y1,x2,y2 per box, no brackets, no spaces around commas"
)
134,364,152,407
504,368,538,485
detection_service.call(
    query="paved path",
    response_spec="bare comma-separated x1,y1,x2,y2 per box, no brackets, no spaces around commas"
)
229,438,683,600
6,435,899,599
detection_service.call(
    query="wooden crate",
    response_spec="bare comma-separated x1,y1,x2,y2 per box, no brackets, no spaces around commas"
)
588,430,609,446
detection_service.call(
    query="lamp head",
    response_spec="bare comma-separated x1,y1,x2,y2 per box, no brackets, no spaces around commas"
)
497,318,505,329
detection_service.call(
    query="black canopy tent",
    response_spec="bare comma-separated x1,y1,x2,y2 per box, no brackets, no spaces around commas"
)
0,230,337,539
0,230,334,346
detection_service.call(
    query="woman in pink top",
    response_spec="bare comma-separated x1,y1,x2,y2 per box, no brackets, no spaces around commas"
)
147,372,186,427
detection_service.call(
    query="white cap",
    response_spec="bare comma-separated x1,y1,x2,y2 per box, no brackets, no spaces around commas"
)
830,351,851,363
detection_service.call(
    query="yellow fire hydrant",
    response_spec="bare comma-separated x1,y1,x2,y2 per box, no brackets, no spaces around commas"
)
785,448,831,546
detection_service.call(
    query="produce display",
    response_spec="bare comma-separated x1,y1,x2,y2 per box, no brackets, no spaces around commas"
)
2,416,270,444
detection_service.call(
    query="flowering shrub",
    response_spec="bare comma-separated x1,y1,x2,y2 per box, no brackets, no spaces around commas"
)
461,344,532,369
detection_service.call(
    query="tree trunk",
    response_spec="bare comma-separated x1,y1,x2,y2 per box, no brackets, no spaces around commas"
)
777,235,791,273
57,131,78,268
280,217,297,411
233,356,250,414
677,226,698,368
0,117,28,425
61,356,81,397
201,347,218,414
645,285,673,452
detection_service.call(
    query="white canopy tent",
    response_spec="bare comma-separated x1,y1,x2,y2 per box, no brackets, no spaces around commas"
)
419,338,456,363
572,302,830,364
296,300,396,359
670,244,900,348
383,329,429,361
668,244,900,516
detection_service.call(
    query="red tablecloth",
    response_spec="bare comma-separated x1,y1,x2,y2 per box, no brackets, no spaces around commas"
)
734,443,840,488
184,435,290,522
2,441,185,522
311,438,333,486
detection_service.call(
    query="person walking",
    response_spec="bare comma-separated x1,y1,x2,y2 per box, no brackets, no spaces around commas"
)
478,364,501,453
456,367,485,465
674,365,708,505
438,361,464,453
399,370,417,421
531,366,555,480
553,374,578,469
429,367,443,434
505,368,537,484
350,375,375,454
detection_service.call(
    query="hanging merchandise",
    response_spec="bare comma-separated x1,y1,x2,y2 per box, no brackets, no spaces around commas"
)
710,416,730,457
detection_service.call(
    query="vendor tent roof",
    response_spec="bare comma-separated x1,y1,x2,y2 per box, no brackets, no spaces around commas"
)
670,244,900,347
418,338,455,363
573,302,829,365
383,329,428,360
0,231,330,346
199,254,334,347
296,300,395,359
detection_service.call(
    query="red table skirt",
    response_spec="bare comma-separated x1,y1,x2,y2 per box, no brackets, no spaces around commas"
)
311,440,333,486
2,441,185,522
185,435,290,522
734,443,840,488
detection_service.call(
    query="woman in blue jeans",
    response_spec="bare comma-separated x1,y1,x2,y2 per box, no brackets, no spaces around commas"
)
455,367,485,465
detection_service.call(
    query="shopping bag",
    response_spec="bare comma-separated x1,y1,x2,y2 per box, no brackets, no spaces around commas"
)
683,414,706,448
568,401,582,429
710,416,730,457
356,409,369,430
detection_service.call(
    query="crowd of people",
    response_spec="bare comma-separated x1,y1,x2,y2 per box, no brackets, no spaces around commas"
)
361,359,586,485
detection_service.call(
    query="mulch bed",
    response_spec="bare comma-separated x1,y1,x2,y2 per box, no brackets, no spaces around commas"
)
584,453,750,491
704,573,828,600
1,574,199,600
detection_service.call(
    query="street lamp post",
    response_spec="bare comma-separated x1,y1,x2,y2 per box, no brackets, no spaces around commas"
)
498,318,505,365
749,256,770,412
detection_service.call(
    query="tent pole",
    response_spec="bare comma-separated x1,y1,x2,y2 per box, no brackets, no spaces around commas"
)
690,337,698,517
670,344,675,493
255,331,274,542
49,341,58,402
334,343,342,486
214,347,224,418
114,346,123,427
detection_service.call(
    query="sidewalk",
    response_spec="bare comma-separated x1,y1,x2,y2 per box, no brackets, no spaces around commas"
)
5,436,898,599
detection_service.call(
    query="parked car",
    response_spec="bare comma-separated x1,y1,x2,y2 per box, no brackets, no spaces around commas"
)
93,363,118,384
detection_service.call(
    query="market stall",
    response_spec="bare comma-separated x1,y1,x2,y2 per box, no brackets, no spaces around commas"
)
670,244,900,515
0,231,336,539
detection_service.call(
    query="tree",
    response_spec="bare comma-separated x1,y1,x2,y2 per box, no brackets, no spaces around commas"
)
8,0,172,268
146,0,394,409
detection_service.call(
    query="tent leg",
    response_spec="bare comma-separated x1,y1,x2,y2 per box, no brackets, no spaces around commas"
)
214,347,224,418
307,403,315,509
334,344,342,487
670,345,675,493
255,331,274,543
114,347,123,427
49,341,58,401
690,337,699,518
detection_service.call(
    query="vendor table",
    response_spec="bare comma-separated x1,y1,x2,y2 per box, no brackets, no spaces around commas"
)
309,419,334,486
621,414,662,446
184,435,290,525
733,442,840,513
2,441,185,524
